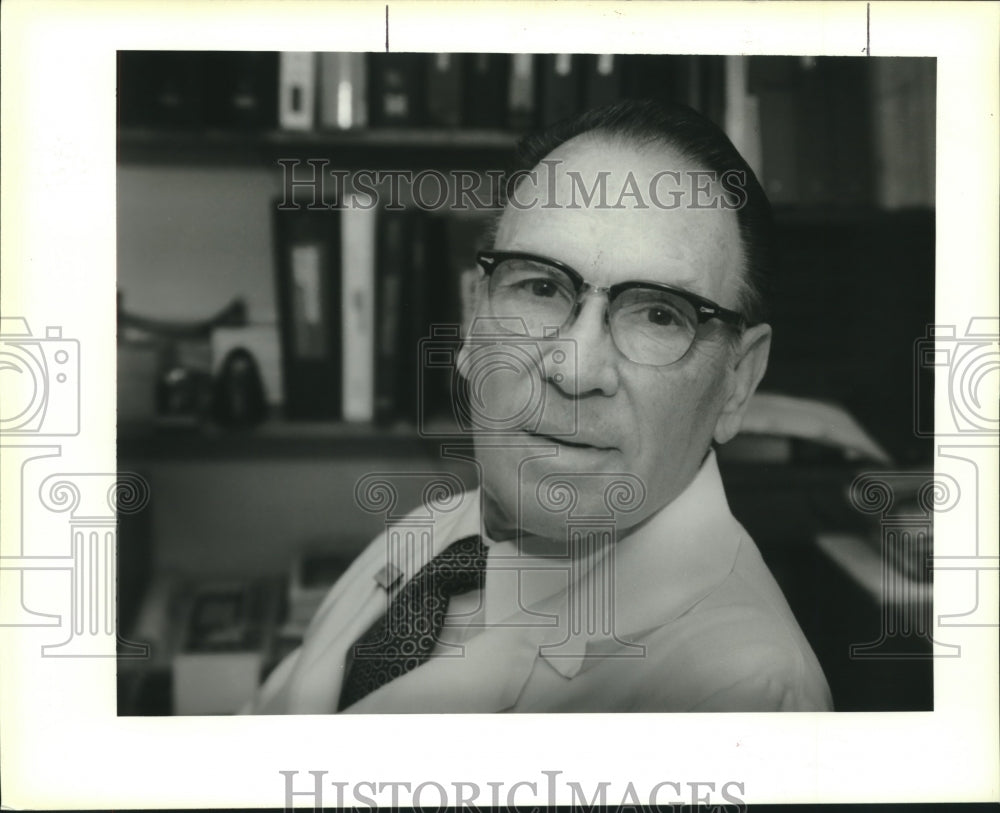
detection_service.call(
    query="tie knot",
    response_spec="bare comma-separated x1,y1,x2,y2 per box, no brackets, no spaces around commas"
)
416,534,488,597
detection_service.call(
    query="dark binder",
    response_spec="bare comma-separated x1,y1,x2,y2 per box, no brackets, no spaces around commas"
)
401,213,450,424
583,54,623,109
272,205,342,420
374,211,411,424
204,51,279,131
368,53,423,126
425,53,463,127
826,58,874,206
750,57,801,205
621,54,691,106
507,53,536,130
463,53,509,129
538,53,582,127
117,51,205,129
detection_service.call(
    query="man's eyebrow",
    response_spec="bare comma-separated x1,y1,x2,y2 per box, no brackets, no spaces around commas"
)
629,279,716,302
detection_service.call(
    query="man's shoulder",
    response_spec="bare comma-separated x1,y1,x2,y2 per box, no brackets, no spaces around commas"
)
623,603,832,711
616,534,833,711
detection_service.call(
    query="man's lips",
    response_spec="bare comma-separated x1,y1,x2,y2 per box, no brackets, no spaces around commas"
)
526,430,615,451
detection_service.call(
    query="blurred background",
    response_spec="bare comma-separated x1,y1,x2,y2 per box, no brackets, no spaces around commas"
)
116,52,936,715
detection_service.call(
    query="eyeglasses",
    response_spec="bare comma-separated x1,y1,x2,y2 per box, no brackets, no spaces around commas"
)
476,250,746,367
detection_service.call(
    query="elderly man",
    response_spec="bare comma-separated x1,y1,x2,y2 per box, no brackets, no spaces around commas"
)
249,99,832,714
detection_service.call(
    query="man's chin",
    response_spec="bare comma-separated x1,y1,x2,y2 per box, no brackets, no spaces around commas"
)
478,448,651,546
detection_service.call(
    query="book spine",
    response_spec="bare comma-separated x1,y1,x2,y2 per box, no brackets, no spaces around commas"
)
507,53,536,129
723,56,763,186
539,53,581,127
279,52,317,131
464,53,509,128
272,205,341,419
827,59,874,206
319,52,368,130
750,57,800,205
369,53,422,126
425,53,463,127
584,54,622,110
205,52,279,131
341,196,377,422
374,213,408,423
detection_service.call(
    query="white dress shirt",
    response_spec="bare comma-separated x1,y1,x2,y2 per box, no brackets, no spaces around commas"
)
248,451,833,713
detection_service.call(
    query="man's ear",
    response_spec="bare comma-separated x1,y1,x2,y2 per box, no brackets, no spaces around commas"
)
713,323,772,445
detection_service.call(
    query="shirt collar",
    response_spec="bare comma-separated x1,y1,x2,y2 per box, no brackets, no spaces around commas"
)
479,450,743,678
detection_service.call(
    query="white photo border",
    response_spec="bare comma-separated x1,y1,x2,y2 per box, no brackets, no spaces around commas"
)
1,0,997,807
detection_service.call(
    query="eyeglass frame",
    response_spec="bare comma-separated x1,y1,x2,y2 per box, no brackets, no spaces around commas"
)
475,249,748,364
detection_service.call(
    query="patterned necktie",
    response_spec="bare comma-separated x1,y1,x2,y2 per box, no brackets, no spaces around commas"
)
338,534,487,710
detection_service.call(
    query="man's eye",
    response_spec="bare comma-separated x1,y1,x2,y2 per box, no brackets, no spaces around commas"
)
647,307,681,326
521,278,559,297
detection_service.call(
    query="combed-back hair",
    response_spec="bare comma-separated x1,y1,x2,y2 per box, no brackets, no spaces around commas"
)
500,99,774,325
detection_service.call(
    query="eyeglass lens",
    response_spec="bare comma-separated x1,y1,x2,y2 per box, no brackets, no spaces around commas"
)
486,257,700,366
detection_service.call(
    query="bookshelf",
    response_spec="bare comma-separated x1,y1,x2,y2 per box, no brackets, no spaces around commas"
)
117,127,520,167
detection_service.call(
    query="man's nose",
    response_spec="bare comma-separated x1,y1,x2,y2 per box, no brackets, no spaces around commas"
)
542,293,620,397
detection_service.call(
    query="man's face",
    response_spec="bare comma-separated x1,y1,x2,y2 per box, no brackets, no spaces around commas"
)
465,135,769,542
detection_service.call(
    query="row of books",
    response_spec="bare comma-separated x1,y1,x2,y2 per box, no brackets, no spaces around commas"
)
731,56,934,208
117,51,721,133
272,201,489,424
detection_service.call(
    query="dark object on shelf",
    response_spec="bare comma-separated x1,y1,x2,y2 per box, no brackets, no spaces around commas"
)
155,366,214,422
368,53,424,126
272,204,342,420
211,348,269,429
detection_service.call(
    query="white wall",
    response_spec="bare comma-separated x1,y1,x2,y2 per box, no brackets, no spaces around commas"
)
117,165,283,322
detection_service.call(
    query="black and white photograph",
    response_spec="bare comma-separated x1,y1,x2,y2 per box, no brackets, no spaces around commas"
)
1,1,997,809
115,50,937,717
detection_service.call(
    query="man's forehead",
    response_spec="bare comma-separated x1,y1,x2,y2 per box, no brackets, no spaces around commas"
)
494,134,745,298
509,133,701,204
